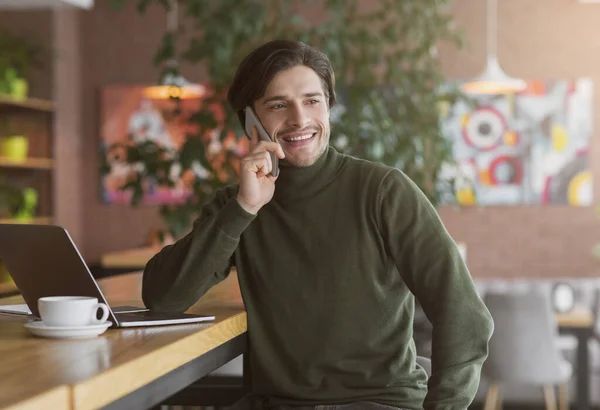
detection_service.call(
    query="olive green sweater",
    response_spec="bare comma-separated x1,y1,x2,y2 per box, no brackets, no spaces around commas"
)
142,146,493,410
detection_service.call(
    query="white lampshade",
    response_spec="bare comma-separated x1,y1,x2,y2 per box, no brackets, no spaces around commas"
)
462,56,527,95
143,2,205,100
461,0,525,95
143,69,206,100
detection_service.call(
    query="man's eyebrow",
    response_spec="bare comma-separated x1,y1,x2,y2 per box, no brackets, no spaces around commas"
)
261,91,324,105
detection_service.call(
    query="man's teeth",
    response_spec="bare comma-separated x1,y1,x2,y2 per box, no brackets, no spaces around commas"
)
286,133,313,142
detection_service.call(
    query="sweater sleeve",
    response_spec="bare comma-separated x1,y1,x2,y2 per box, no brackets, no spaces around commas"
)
142,185,256,312
378,169,494,410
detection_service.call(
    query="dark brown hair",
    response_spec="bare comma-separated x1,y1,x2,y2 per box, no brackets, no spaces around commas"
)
227,40,336,128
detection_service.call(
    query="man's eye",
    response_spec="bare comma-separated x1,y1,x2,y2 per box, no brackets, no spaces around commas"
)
308,99,319,104
270,103,285,110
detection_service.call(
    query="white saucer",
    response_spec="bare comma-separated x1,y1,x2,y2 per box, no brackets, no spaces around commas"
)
24,320,112,339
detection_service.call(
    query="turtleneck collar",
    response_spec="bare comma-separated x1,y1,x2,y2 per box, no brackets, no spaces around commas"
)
273,146,346,202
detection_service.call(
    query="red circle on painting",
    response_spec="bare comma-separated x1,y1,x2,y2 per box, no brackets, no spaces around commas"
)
488,155,523,185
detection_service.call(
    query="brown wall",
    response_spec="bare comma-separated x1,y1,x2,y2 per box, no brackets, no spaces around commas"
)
3,0,600,278
79,2,165,260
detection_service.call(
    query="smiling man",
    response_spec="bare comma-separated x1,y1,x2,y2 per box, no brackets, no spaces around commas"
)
142,40,494,410
251,66,329,167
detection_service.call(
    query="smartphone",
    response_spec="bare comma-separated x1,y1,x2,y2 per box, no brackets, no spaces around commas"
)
244,106,279,177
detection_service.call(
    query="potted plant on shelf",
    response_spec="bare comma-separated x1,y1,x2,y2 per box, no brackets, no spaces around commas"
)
0,29,40,101
110,0,464,239
0,178,38,224
0,179,24,220
0,116,29,162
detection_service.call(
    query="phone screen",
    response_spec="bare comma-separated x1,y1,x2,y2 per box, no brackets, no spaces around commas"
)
244,106,279,177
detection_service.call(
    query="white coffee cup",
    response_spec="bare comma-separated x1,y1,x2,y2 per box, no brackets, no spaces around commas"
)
38,296,110,327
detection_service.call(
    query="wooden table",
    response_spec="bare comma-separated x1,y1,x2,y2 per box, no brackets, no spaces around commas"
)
0,270,246,410
2,268,594,410
100,247,158,270
557,306,595,410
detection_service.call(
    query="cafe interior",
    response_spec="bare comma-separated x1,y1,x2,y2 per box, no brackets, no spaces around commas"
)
0,0,600,409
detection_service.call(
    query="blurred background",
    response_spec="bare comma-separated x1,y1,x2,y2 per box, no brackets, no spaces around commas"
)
1,0,600,408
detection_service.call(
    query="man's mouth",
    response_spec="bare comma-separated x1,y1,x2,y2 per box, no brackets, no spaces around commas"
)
280,132,317,144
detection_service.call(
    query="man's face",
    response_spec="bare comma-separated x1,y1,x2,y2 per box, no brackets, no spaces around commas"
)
254,65,330,167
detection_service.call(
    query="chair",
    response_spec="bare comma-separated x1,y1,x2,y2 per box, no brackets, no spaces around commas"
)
482,291,572,410
586,287,600,375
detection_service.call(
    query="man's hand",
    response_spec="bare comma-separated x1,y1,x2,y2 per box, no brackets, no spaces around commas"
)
237,126,285,214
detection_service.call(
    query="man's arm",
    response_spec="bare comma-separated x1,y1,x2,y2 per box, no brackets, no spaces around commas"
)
143,134,284,312
142,185,256,312
378,169,494,410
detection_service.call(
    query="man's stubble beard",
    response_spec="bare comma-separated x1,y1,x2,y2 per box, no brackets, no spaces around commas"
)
287,126,330,168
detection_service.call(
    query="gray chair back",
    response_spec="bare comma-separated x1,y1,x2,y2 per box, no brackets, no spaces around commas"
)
483,290,569,385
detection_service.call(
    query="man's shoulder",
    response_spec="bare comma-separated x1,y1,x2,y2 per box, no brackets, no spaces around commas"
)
336,149,398,180
334,150,422,197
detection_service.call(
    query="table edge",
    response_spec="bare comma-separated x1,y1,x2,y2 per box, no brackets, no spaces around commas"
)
72,311,248,410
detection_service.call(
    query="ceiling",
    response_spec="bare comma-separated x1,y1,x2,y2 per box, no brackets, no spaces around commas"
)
0,0,93,9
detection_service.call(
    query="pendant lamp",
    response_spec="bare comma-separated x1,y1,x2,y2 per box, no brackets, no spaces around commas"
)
461,0,526,95
144,60,206,100
144,0,205,100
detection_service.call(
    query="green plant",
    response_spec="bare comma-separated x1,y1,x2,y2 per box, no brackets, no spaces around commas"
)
0,179,25,219
111,0,463,238
0,29,40,95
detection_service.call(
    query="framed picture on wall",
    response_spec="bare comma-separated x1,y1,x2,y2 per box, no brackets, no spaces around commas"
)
438,78,593,207
99,85,248,205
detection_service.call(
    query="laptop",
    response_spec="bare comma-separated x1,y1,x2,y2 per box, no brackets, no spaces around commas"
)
0,224,215,328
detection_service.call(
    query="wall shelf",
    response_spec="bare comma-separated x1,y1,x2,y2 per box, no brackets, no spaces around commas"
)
0,96,54,112
0,217,53,225
0,96,55,225
0,157,54,170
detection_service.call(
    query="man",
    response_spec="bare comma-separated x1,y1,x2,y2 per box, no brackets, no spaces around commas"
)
142,40,494,410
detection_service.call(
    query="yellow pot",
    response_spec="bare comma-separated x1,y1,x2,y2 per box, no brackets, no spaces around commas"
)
1,135,28,161
10,78,28,101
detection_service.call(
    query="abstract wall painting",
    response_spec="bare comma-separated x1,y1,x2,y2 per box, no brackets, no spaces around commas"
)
438,78,593,206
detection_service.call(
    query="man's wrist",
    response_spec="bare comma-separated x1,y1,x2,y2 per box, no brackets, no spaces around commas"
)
236,196,260,215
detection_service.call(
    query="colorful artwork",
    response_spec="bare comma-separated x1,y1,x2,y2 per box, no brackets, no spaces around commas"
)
438,78,593,206
100,85,248,205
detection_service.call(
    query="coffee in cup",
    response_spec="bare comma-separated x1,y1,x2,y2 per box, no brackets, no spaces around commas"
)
38,296,109,327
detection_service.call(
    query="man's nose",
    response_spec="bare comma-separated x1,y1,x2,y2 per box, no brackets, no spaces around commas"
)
288,105,310,128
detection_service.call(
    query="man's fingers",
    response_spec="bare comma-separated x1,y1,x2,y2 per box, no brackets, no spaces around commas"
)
249,140,285,159
242,151,273,176
264,150,273,173
276,144,285,159
255,156,270,178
